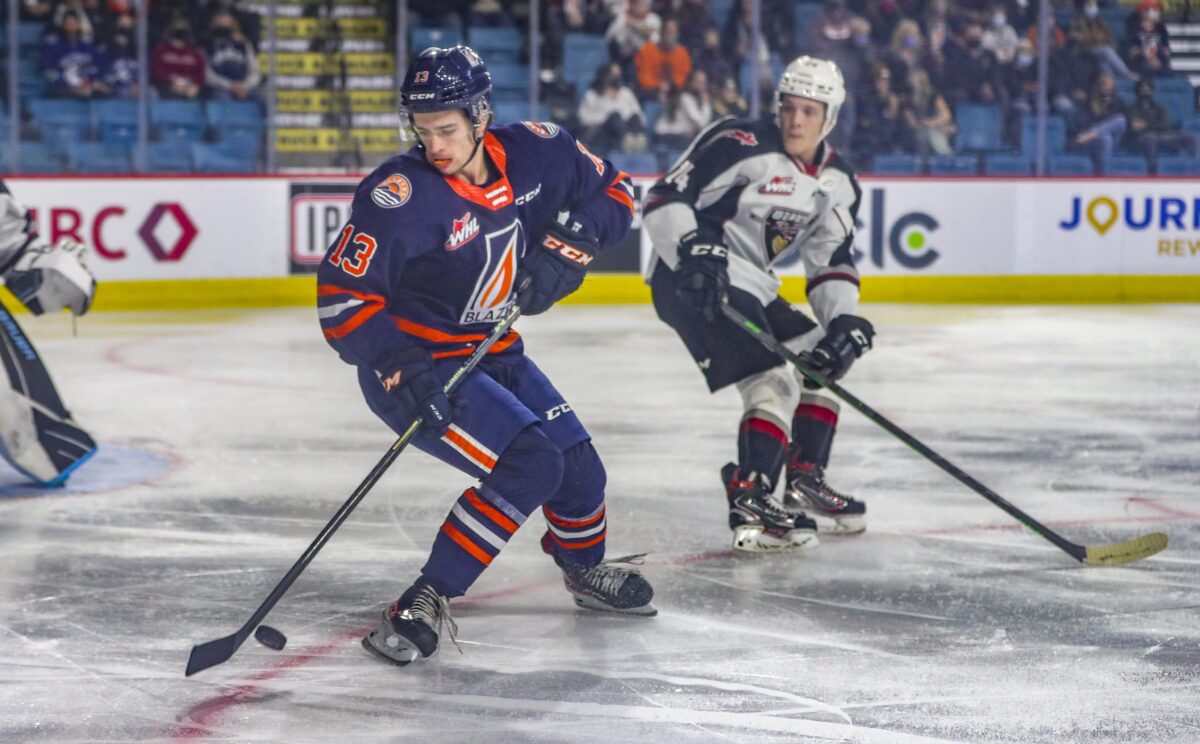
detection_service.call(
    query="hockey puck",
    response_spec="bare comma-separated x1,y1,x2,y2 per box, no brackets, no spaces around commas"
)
254,624,287,651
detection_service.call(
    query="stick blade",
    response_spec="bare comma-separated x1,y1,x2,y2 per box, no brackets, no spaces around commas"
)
185,633,240,676
1083,532,1168,566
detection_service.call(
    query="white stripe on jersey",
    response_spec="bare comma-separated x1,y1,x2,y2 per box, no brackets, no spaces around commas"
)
317,297,364,320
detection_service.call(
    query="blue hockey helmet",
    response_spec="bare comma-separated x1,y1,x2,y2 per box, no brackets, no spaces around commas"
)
399,46,493,140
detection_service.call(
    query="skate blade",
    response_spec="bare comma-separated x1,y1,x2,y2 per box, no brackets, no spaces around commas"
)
572,595,658,617
731,526,820,554
810,513,866,535
361,635,421,666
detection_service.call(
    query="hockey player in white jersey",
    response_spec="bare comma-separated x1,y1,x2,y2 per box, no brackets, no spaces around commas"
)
0,179,97,486
643,57,873,552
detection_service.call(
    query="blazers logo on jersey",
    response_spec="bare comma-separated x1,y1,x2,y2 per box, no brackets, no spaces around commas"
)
445,211,480,250
371,174,412,208
717,129,758,147
758,176,796,195
462,219,522,324
764,208,807,259
522,121,560,139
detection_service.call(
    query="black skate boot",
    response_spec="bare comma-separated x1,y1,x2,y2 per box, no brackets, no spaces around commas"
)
722,463,818,553
783,462,866,534
362,579,458,666
542,533,657,616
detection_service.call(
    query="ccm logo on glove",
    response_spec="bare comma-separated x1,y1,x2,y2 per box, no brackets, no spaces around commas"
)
542,234,595,266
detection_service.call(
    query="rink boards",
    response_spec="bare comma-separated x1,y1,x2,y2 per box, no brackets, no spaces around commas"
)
4,175,1199,308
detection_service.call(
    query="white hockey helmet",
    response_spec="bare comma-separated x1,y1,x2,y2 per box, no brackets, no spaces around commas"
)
774,56,846,141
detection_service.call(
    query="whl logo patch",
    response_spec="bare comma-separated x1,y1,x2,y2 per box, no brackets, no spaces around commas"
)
445,211,480,250
461,219,522,324
758,176,796,195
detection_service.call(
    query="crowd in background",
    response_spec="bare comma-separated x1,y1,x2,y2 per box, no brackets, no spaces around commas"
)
20,0,263,103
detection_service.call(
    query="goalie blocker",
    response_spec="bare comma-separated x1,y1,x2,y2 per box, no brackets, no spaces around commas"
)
0,180,97,486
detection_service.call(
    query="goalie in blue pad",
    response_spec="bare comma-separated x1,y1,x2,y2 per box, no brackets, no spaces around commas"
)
0,180,97,486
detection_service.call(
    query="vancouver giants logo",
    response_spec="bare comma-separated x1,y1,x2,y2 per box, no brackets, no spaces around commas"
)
461,219,523,324
758,176,796,195
717,129,758,147
763,207,807,260
444,211,480,250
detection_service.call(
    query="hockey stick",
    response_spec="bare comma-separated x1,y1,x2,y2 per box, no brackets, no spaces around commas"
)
721,303,1167,567
185,303,523,676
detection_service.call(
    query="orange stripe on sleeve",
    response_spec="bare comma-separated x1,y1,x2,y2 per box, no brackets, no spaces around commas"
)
443,429,498,471
430,330,521,359
604,171,635,216
394,317,487,344
322,302,384,341
317,283,388,306
464,488,518,535
441,522,494,565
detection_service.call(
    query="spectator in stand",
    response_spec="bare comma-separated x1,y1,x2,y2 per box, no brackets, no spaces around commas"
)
674,0,716,54
1125,0,1171,78
607,0,661,64
904,68,956,156
204,10,261,101
720,0,792,85
151,19,206,100
634,18,692,100
652,71,712,150
51,0,98,42
855,62,905,161
981,2,1019,66
1072,72,1128,164
692,27,732,93
563,0,619,35
577,61,648,155
95,13,139,99
1003,38,1040,139
1050,20,1100,130
920,0,950,87
710,75,748,118
40,10,100,99
859,0,905,48
942,18,1003,106
1126,77,1197,165
806,0,870,97
1075,1,1139,81
20,0,55,23
885,19,926,96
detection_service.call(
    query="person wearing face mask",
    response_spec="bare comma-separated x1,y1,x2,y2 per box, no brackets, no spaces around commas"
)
1075,0,1139,81
981,3,1018,65
1049,20,1100,128
1125,0,1171,78
884,19,925,96
1127,77,1196,167
96,13,139,99
1072,71,1129,166
942,18,1003,106
204,10,261,101
151,19,205,99
577,62,648,155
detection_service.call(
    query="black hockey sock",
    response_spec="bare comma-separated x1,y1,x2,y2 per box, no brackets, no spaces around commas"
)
791,394,839,470
737,413,788,488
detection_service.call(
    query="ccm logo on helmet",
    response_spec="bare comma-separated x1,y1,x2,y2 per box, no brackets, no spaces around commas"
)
407,92,436,100
542,235,594,266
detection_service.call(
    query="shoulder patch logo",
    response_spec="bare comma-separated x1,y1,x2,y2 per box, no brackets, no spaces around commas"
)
522,121,561,138
758,176,796,195
445,211,481,251
371,174,412,209
717,129,758,147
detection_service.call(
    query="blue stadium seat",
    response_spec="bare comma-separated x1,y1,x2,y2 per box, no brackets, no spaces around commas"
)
1153,78,1196,127
411,26,461,52
954,104,1003,152
1101,154,1148,176
18,22,44,50
92,99,140,147
926,154,978,175
17,142,64,173
493,101,548,123
1047,154,1094,175
151,100,207,143
982,154,1033,175
562,32,610,90
146,142,193,173
711,0,738,25
28,98,91,149
641,100,662,131
66,142,131,173
609,151,658,174
1183,117,1200,138
191,143,255,173
794,2,823,47
870,154,921,175
1019,115,1067,156
1155,155,1200,176
205,100,263,128
469,27,520,62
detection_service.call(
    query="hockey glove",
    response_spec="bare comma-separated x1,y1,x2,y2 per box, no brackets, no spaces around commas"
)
383,348,453,437
803,314,875,389
674,230,729,322
516,223,599,315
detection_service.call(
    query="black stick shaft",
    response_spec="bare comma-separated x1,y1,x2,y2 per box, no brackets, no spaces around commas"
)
721,303,1087,563
186,304,522,676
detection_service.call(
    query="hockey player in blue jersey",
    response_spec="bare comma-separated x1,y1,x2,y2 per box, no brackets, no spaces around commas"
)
317,46,655,667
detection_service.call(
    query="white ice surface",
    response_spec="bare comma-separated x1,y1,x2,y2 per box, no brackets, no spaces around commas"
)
0,303,1197,744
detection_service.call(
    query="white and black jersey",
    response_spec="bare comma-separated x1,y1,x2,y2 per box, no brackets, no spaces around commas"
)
0,181,37,275
642,116,863,329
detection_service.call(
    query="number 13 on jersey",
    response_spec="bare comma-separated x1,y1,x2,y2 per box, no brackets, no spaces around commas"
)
329,224,378,277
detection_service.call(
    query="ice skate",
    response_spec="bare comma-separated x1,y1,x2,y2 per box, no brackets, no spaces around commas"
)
544,534,656,616
783,463,866,534
362,580,458,666
722,463,818,553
